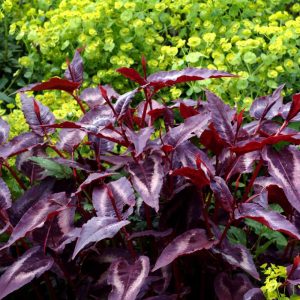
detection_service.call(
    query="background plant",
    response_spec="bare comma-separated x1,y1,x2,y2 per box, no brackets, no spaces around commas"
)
0,51,300,299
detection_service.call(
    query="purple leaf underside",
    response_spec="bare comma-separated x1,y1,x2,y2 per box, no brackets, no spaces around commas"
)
72,217,130,259
128,155,164,212
0,246,53,300
262,146,300,213
108,256,150,300
152,228,217,271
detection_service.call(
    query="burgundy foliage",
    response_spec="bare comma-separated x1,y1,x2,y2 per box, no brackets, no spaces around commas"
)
0,50,300,299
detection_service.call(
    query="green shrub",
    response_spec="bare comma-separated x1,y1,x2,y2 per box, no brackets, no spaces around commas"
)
7,0,300,105
3,0,300,137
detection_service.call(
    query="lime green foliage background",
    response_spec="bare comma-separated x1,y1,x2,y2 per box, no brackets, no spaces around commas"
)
2,0,300,136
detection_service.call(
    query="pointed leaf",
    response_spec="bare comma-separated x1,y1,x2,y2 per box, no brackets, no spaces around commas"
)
152,229,217,271
235,202,300,239
250,85,284,120
0,132,43,159
17,77,80,94
114,89,139,119
214,243,260,280
126,127,154,156
8,179,55,226
92,177,135,218
232,134,300,154
286,93,300,122
172,167,210,188
20,93,55,136
0,117,9,145
72,217,130,259
1,192,68,250
56,128,86,153
74,172,115,195
0,178,11,211
163,113,210,148
64,49,83,83
214,273,254,300
243,288,265,300
147,68,236,90
16,147,47,181
80,85,119,109
116,67,147,85
210,176,234,212
0,246,53,300
108,256,150,300
128,155,163,212
174,141,215,173
206,90,235,145
226,151,260,180
262,146,300,213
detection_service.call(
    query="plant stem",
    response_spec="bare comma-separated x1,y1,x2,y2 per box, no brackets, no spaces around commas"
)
242,159,263,202
106,186,137,259
3,161,26,190
72,93,86,114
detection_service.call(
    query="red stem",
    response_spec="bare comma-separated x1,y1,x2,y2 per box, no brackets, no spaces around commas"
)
72,93,86,114
242,159,263,202
106,186,137,259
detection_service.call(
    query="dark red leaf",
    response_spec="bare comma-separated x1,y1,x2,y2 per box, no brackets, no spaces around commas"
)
286,93,300,122
200,124,228,155
20,93,55,136
64,49,84,83
231,134,299,154
179,102,199,119
147,68,236,91
172,167,210,188
72,217,130,259
0,246,54,299
116,67,147,85
235,202,300,239
108,256,150,300
17,77,80,94
152,229,217,271
262,146,300,213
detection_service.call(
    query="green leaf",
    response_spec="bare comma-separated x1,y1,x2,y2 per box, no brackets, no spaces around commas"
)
0,92,13,103
226,226,247,246
29,157,73,179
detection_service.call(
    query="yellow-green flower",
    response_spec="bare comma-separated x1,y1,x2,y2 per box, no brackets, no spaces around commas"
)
187,36,201,48
203,32,216,44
